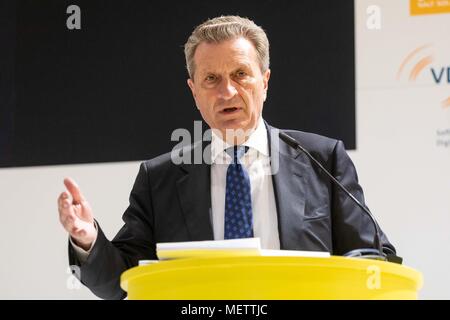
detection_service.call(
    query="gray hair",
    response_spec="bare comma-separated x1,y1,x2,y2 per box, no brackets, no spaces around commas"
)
184,15,270,78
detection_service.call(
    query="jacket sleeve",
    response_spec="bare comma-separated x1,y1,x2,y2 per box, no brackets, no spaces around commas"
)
68,162,157,300
330,140,397,257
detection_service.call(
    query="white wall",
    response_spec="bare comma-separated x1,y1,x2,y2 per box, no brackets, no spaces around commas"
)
1,0,449,299
354,0,450,299
0,162,139,299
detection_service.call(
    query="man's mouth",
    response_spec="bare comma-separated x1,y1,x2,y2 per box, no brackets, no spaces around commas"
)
220,107,242,114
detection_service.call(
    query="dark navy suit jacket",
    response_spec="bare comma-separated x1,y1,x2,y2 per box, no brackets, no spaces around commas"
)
69,123,396,299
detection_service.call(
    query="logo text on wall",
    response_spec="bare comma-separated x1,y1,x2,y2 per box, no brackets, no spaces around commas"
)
410,0,450,16
397,43,450,148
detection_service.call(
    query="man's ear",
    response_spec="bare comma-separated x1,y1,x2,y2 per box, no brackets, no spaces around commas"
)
187,79,200,110
187,78,196,99
262,69,271,101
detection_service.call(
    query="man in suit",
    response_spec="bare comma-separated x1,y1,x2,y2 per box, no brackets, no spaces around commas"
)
58,16,396,300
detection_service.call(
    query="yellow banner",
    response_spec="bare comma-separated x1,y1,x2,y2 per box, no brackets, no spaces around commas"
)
410,0,450,15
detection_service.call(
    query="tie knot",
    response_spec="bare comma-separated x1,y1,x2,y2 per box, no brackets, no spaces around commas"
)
226,146,249,163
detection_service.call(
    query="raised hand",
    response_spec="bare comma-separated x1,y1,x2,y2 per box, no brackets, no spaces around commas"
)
58,177,97,250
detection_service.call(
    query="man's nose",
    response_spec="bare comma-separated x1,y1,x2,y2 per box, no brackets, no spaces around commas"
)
217,78,238,100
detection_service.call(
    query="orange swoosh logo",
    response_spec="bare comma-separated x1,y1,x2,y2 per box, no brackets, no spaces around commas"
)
442,96,450,109
397,44,434,81
409,55,434,81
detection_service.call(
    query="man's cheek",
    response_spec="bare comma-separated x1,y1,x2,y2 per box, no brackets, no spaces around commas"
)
243,89,254,106
236,85,252,105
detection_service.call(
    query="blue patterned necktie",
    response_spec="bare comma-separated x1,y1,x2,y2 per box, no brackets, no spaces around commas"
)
224,145,253,239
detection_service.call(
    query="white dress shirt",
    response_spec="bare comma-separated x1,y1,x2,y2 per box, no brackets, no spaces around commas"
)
210,117,280,249
72,117,280,261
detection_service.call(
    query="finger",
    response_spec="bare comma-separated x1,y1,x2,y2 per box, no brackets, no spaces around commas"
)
57,191,69,208
72,202,92,222
63,177,85,204
58,194,92,225
59,198,79,225
58,194,74,212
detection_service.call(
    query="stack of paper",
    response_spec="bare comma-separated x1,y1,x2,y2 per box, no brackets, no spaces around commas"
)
155,237,329,260
156,238,261,260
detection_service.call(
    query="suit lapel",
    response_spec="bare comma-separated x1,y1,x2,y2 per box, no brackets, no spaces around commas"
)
176,142,214,241
267,125,311,250
174,124,315,248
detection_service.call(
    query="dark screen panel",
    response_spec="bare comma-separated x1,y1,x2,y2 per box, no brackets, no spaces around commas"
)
0,0,16,165
0,0,355,167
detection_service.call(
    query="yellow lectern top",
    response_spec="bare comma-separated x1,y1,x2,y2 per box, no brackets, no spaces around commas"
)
121,253,423,300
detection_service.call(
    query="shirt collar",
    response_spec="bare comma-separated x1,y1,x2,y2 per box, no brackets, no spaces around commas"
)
211,117,269,164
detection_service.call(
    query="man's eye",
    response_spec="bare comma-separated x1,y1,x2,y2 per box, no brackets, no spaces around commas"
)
236,71,247,77
205,75,216,82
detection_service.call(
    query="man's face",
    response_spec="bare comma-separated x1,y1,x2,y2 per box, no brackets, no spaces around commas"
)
187,37,270,143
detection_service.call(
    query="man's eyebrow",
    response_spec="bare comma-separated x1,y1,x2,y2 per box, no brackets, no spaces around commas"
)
199,63,252,75
197,67,214,75
234,61,252,69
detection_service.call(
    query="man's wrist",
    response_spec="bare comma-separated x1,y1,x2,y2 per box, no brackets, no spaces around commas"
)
70,221,98,252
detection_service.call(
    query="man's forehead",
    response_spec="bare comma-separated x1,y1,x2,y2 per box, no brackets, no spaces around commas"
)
194,38,258,73
196,37,255,55
197,59,253,74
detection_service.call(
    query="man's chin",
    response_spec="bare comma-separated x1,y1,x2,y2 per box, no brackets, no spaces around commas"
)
213,120,255,144
217,119,246,131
